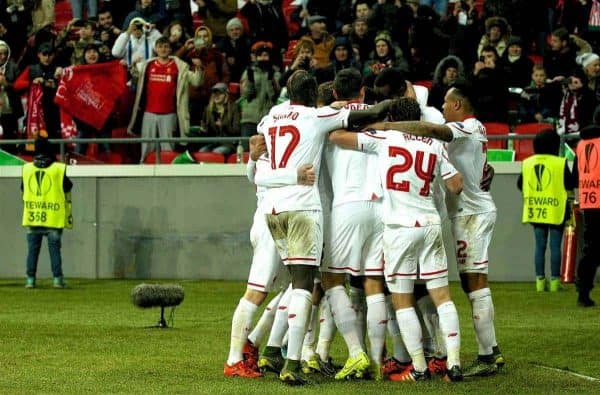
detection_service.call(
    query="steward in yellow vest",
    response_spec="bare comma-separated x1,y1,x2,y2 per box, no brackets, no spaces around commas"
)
517,130,576,292
20,137,72,289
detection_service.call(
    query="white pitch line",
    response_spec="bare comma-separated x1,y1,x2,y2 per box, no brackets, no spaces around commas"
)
533,364,600,382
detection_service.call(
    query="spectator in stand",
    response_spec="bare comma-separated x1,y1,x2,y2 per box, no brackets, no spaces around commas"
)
104,0,137,29
544,27,586,81
348,17,375,66
14,43,62,143
56,19,100,66
471,45,509,123
217,17,251,83
278,37,317,89
477,16,510,59
363,31,408,84
315,36,360,84
502,36,533,89
176,25,228,125
419,0,448,18
197,82,240,155
122,0,163,30
428,55,464,111
302,15,335,70
71,44,113,155
446,0,480,66
30,0,56,37
579,52,600,105
192,0,237,43
240,0,289,57
2,0,30,57
160,0,191,26
518,64,561,123
164,20,190,52
70,0,98,20
128,36,204,162
557,69,595,147
369,0,407,49
339,0,372,36
0,40,23,153
239,41,281,146
112,17,162,73
96,8,121,56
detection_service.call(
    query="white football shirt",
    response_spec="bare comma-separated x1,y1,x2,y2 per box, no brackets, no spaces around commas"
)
257,103,350,214
446,118,497,217
357,130,457,227
325,101,383,207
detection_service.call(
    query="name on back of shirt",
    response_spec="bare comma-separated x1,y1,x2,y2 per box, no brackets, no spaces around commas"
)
402,133,433,145
272,111,300,122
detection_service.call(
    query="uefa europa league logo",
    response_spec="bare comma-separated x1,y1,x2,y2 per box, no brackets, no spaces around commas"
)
583,143,599,174
530,164,551,192
28,170,52,197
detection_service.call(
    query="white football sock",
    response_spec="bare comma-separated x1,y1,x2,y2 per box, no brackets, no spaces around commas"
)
396,307,427,373
316,298,336,361
349,286,367,350
327,285,363,358
248,290,283,347
266,285,293,348
301,304,318,361
386,296,411,363
417,295,446,357
227,297,258,365
286,288,313,361
468,288,495,356
437,301,461,368
366,293,387,365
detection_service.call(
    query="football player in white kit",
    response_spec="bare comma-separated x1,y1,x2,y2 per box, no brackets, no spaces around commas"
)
369,83,504,377
224,131,316,378
320,68,386,380
254,70,391,385
329,97,465,382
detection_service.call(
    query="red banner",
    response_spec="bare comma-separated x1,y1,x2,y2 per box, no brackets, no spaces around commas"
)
26,83,45,150
54,61,127,130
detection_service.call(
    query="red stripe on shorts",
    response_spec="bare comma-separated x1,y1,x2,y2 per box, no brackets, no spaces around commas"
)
283,257,317,262
421,268,448,276
473,260,489,265
247,282,265,288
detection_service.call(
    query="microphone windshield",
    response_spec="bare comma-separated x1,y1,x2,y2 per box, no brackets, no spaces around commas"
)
131,284,184,308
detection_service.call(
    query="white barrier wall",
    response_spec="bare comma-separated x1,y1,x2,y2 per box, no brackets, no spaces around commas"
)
0,163,567,281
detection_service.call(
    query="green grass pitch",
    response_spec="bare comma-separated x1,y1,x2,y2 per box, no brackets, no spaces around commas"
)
1,280,599,394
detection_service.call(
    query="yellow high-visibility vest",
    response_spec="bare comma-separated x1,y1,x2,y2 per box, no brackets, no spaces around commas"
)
22,162,70,229
522,154,567,225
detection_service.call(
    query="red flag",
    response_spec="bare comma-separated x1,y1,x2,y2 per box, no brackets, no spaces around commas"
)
54,61,127,130
26,83,46,150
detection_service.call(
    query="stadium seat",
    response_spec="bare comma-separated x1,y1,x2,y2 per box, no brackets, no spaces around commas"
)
283,39,299,67
483,122,510,149
228,82,240,98
413,80,433,90
192,152,226,163
227,152,250,163
528,54,543,65
513,122,554,161
97,152,124,164
143,151,180,164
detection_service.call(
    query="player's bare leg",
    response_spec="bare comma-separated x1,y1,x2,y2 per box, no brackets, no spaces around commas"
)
321,272,370,380
461,272,503,376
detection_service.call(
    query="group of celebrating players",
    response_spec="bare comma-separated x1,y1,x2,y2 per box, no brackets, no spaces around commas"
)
223,67,504,385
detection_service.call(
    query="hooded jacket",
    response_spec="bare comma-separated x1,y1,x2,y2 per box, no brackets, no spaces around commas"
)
0,40,23,118
314,36,360,84
427,55,464,111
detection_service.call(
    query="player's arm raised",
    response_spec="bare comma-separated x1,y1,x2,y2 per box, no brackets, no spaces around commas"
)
328,130,359,149
346,99,393,130
367,121,453,142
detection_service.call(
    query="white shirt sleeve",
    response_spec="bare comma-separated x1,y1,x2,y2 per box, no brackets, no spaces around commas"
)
315,106,351,134
438,143,458,180
111,32,129,59
446,121,474,140
254,163,299,187
246,159,257,183
357,131,384,153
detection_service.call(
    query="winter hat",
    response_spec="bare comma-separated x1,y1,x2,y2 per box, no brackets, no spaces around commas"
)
212,82,228,93
226,17,243,31
374,31,392,46
577,52,600,69
507,36,523,48
34,136,52,156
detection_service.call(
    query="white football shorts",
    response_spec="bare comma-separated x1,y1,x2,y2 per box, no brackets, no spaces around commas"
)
451,211,496,274
266,210,323,267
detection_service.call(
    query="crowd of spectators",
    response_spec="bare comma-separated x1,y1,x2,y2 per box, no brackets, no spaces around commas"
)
1,0,600,163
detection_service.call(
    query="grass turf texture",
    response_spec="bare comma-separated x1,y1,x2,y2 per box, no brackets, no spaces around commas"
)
1,280,599,394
